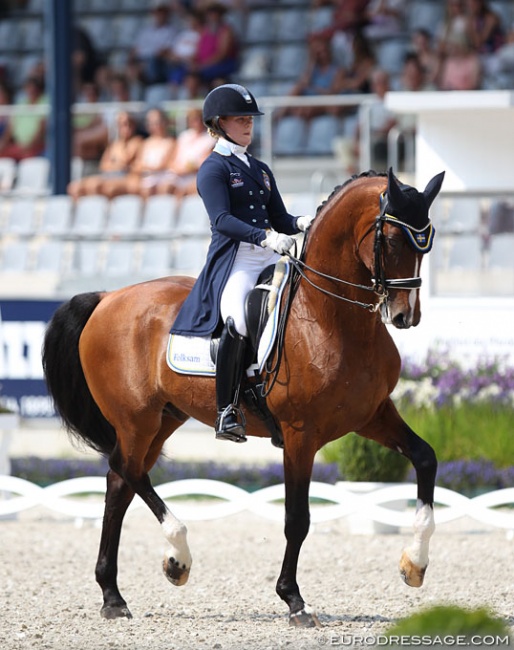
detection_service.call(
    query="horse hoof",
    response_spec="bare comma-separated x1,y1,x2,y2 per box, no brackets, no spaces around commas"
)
399,550,426,587
100,604,133,620
163,556,190,586
289,607,322,628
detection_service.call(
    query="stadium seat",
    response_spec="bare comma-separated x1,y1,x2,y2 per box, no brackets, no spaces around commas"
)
175,195,211,236
104,241,135,276
140,194,178,236
274,115,307,156
139,241,173,277
489,233,514,268
3,197,37,236
11,157,50,196
74,241,104,275
173,237,209,274
39,195,73,236
244,10,276,44
34,240,67,273
270,44,308,80
105,194,143,236
305,115,340,156
70,195,109,237
275,9,309,42
0,241,30,272
0,158,16,192
448,235,483,269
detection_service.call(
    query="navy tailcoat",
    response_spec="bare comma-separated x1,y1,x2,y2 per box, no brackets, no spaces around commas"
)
170,141,300,336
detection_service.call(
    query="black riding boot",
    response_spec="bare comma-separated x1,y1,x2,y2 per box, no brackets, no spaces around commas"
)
215,317,247,443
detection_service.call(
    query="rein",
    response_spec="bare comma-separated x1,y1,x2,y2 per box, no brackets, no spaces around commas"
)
261,190,429,396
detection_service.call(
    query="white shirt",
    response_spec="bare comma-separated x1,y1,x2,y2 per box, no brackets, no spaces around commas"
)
217,137,250,167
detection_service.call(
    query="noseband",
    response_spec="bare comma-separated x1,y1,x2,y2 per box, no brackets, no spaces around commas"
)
287,192,433,313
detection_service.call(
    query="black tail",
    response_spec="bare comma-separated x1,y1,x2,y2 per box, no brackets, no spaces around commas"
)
42,292,116,457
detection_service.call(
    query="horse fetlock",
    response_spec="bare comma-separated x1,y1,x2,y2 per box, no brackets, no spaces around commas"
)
399,550,427,588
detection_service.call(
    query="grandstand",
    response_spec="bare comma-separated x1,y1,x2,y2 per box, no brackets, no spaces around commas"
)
0,0,514,299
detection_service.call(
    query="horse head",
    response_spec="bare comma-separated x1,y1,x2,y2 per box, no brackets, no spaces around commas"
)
356,168,445,329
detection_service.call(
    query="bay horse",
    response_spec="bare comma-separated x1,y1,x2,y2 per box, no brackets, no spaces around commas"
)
42,168,444,627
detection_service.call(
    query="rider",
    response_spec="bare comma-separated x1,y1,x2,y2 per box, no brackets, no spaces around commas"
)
170,83,314,443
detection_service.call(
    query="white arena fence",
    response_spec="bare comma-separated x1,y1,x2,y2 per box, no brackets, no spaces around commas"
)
1,476,514,529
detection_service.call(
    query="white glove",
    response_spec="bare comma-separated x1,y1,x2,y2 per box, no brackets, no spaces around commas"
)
296,214,315,232
261,230,295,254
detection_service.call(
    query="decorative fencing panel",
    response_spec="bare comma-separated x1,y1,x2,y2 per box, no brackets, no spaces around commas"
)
1,476,514,529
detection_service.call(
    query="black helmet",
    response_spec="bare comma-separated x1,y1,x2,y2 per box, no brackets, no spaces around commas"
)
202,84,264,134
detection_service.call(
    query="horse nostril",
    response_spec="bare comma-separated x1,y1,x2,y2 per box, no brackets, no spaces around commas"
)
393,313,408,329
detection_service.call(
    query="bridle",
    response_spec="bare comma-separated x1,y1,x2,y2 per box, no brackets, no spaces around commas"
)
285,192,432,313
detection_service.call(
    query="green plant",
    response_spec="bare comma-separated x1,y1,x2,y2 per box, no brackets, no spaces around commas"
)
385,604,509,642
322,433,410,482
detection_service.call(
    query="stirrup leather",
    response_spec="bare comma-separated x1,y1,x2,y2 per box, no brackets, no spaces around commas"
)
215,405,247,443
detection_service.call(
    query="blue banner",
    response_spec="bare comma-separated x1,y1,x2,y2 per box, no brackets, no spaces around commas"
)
0,300,62,418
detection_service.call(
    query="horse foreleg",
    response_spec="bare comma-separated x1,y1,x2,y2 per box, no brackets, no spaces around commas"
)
276,441,321,628
359,399,437,588
96,469,135,619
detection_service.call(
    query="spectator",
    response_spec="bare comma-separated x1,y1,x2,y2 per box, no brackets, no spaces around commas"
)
436,0,468,57
335,29,376,95
67,111,143,201
72,25,102,98
466,0,505,55
184,1,240,98
437,31,482,90
149,108,213,198
129,1,177,86
281,36,342,120
364,0,406,40
167,8,203,98
101,107,175,199
72,82,107,161
410,28,440,86
0,75,46,161
348,68,397,173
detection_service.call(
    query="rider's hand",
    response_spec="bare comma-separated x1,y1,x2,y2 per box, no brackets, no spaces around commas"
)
296,215,315,232
261,231,295,254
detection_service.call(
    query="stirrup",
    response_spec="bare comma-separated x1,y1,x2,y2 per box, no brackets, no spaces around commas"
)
215,405,247,443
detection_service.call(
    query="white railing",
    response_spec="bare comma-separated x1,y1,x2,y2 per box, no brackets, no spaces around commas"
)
1,476,514,529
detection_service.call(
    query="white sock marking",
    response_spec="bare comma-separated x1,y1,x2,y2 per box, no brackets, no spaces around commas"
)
404,501,435,568
162,512,192,569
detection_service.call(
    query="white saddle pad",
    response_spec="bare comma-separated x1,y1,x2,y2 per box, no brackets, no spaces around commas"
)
167,259,291,377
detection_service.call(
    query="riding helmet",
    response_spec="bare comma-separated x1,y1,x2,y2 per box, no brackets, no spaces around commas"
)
202,84,264,135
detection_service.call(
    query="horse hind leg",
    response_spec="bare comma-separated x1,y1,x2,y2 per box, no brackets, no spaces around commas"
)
358,398,437,589
108,418,193,588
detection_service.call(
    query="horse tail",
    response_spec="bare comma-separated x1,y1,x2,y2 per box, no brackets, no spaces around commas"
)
42,292,116,457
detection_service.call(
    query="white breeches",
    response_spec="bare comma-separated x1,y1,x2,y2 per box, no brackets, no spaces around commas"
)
220,242,280,337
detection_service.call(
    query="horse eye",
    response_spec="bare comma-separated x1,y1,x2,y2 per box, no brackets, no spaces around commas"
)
386,237,402,250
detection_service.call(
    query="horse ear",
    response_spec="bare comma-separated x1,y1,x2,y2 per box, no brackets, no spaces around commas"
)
423,171,445,208
387,167,407,208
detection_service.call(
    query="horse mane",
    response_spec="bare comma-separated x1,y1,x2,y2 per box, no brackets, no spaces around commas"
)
316,170,387,215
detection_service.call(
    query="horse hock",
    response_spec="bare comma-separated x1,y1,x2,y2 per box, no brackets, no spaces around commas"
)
399,503,435,588
161,514,192,586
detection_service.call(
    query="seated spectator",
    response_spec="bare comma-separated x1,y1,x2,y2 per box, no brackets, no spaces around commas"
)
184,2,240,99
128,2,177,86
312,0,370,67
334,29,376,95
436,0,468,57
280,36,342,120
0,75,47,161
67,112,143,201
487,22,514,86
437,32,482,90
363,0,406,40
72,24,102,99
466,0,505,56
72,82,107,161
348,68,397,173
101,108,175,199
410,28,440,86
167,8,203,97
148,108,213,198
